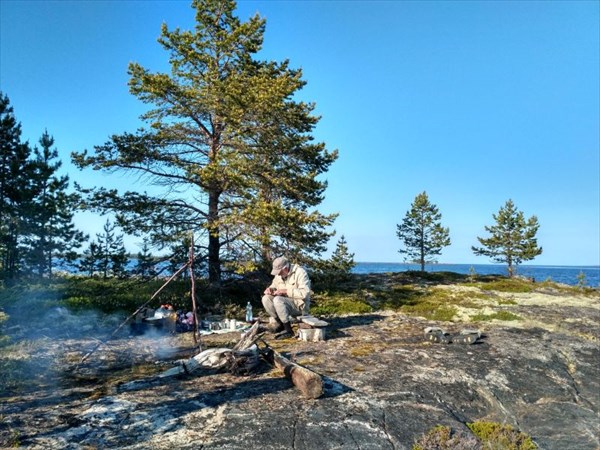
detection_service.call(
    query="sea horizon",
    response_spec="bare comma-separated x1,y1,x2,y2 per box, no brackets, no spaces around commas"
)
352,262,600,287
355,262,600,268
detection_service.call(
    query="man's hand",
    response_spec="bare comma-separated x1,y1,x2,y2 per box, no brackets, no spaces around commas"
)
264,287,288,296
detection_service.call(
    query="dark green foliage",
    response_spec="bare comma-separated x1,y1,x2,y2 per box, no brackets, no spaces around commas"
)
21,131,86,277
0,94,85,281
313,235,356,288
329,235,356,275
79,220,128,279
72,0,337,285
79,242,102,277
133,238,158,280
472,199,542,277
0,93,32,281
96,220,128,279
397,192,451,272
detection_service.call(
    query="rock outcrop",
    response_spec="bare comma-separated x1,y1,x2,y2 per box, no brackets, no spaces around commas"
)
1,284,598,449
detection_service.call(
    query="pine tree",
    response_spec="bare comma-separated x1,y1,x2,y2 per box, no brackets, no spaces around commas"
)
329,235,356,278
396,192,451,272
96,219,128,279
472,199,542,277
72,0,337,285
22,131,86,277
79,241,102,277
134,238,157,280
0,93,32,281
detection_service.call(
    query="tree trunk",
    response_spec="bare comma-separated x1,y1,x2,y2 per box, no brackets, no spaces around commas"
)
267,350,323,399
207,189,221,285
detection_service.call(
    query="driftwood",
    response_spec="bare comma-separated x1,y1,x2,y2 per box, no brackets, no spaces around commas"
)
157,320,323,399
261,342,324,399
159,321,263,378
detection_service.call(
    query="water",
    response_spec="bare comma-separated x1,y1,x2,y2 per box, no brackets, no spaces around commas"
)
353,262,600,287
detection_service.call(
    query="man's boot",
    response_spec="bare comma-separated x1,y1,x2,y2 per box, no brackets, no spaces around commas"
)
275,321,294,340
267,318,284,333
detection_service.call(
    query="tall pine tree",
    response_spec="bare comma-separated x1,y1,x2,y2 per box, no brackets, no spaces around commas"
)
0,93,33,281
22,131,86,277
72,0,337,285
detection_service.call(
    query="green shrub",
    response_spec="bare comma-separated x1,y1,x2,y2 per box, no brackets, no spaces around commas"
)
413,422,537,450
413,425,481,449
479,278,534,293
467,421,537,449
471,311,522,322
402,302,457,321
311,292,373,316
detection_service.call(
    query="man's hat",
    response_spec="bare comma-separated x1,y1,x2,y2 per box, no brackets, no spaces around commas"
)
271,256,289,276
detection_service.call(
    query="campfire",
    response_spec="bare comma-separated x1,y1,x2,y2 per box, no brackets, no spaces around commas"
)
119,321,324,399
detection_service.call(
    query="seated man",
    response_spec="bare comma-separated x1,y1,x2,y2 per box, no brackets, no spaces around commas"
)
262,256,311,339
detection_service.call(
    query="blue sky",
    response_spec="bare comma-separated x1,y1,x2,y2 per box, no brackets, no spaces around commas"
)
1,0,598,266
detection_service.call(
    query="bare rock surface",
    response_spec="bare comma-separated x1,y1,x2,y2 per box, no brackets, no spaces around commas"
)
1,286,599,449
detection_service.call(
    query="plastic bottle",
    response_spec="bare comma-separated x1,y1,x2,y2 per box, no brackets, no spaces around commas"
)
245,301,253,322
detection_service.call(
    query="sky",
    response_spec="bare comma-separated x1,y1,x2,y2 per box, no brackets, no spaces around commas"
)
1,0,599,266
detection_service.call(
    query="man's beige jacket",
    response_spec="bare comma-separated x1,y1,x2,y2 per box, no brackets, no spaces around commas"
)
268,264,311,313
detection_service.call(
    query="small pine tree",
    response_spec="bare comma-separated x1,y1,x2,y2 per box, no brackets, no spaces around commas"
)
79,241,102,277
96,219,128,278
576,271,587,288
396,192,451,272
134,238,157,280
472,199,542,277
329,235,356,278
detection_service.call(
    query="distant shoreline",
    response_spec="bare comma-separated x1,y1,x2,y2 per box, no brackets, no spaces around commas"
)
355,262,600,269
352,262,600,287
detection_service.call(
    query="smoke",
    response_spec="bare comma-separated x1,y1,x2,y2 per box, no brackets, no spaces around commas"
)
0,294,189,396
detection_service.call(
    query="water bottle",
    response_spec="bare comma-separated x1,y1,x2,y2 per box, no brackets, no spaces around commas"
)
245,301,253,322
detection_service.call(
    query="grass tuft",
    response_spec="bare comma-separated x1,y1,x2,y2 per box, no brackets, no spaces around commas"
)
471,311,522,322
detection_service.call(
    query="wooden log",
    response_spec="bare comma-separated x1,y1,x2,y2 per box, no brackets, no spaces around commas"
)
158,347,232,378
233,321,262,351
158,322,263,379
267,348,323,399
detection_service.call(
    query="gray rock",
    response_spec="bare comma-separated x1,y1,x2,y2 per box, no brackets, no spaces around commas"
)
1,291,599,449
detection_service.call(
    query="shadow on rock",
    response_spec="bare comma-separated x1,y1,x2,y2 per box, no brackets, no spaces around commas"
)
321,376,354,398
327,314,386,331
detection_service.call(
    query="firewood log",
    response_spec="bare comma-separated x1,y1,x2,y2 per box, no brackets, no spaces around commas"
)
263,347,323,399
